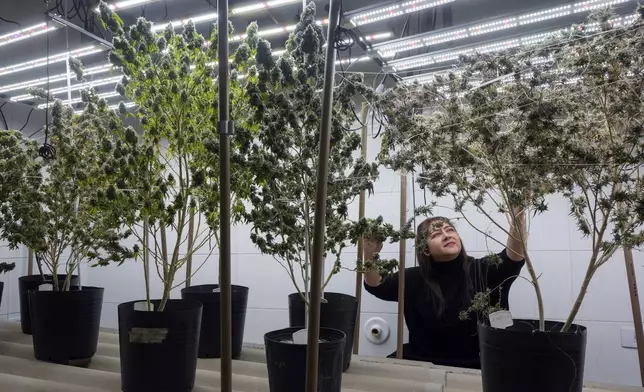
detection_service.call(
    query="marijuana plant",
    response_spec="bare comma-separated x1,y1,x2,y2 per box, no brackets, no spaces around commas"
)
98,2,255,311
380,8,644,332
244,3,408,304
0,129,41,276
0,94,133,291
545,8,644,331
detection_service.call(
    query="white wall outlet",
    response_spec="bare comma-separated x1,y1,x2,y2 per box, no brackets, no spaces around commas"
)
621,327,637,349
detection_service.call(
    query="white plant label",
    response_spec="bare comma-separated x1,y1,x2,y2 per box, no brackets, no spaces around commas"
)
212,288,220,293
38,284,53,291
489,310,514,329
292,329,308,345
134,301,155,312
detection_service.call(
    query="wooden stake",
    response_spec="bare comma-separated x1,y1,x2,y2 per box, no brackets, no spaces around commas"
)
397,170,407,359
353,102,368,355
27,249,34,276
185,208,195,288
624,245,644,386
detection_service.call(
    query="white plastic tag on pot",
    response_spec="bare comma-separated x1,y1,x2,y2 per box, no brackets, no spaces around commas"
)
134,301,155,312
38,283,53,291
292,329,308,345
489,310,514,329
213,288,220,293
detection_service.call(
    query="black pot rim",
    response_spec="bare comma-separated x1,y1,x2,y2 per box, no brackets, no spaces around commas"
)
181,284,249,295
478,319,587,336
19,274,78,282
288,292,357,302
265,327,346,345
119,298,203,313
29,286,103,295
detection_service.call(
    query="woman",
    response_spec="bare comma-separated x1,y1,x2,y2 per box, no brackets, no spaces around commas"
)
364,215,526,369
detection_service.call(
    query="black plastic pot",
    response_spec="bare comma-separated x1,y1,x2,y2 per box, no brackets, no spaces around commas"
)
479,319,587,392
30,286,104,366
0,281,4,307
19,274,79,334
265,327,345,392
180,284,248,359
288,292,357,372
119,299,202,392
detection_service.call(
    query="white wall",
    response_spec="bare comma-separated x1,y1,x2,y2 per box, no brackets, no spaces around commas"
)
0,105,642,387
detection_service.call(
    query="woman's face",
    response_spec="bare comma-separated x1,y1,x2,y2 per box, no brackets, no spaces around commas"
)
426,220,462,262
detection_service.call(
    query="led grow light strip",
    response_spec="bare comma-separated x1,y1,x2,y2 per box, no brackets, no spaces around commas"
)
392,14,637,72
230,19,330,41
0,64,114,94
0,22,58,49
39,91,120,109
151,0,303,32
373,0,633,57
349,0,455,27
101,0,157,11
74,101,137,114
11,76,123,102
0,46,101,77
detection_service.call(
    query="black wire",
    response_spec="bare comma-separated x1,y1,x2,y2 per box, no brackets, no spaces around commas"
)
40,4,55,160
19,108,36,132
0,16,21,26
0,102,8,130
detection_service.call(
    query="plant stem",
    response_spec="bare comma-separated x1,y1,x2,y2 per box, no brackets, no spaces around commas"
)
185,207,195,288
561,261,595,332
143,217,151,312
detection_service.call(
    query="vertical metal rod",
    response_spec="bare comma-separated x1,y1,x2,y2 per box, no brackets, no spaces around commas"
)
217,0,233,389
185,207,195,288
353,102,368,355
396,171,407,359
27,249,34,276
624,246,644,386
306,0,341,390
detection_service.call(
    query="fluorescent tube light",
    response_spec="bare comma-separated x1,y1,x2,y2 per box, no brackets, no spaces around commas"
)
390,14,637,72
349,0,455,27
0,46,101,77
151,0,305,32
373,0,635,58
39,91,120,109
74,101,137,114
11,76,123,102
99,0,158,11
0,23,58,49
0,64,114,94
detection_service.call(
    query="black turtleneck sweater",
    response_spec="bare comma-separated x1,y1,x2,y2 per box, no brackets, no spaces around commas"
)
364,249,524,369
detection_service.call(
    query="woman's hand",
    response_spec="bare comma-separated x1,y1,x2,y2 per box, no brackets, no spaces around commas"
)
363,237,383,256
363,237,385,287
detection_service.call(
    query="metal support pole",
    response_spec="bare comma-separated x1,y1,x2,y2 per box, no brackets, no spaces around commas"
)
353,102,368,355
624,246,644,386
396,171,407,359
27,249,34,276
305,0,341,390
217,0,233,389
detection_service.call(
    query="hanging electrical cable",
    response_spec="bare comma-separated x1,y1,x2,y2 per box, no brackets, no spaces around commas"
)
40,0,56,160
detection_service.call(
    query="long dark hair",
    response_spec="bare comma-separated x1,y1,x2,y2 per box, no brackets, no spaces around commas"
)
416,217,474,318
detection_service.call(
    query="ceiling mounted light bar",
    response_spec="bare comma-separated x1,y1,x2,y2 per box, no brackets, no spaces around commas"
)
11,76,123,102
0,64,114,94
231,19,329,41
349,0,455,27
99,0,159,11
74,101,137,114
0,23,58,49
0,46,102,77
389,13,636,72
374,0,632,57
151,0,302,32
39,91,120,109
